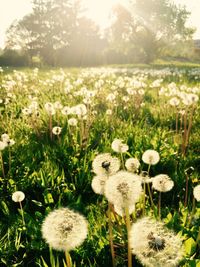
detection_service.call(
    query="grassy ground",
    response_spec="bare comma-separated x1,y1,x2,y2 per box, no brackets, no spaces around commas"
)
0,65,200,267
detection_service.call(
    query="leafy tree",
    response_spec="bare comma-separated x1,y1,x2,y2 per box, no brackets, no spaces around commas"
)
108,0,195,63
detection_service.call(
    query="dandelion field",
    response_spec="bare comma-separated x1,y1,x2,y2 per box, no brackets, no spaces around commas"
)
0,65,200,267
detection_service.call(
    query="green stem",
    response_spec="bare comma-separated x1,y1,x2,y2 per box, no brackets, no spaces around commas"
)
184,174,189,208
8,147,11,175
185,106,195,152
125,206,132,267
19,201,25,227
65,251,72,267
49,115,52,140
188,197,196,226
158,192,161,220
182,110,187,156
121,153,125,170
147,164,154,209
196,227,200,247
108,203,116,267
0,152,5,179
143,182,146,216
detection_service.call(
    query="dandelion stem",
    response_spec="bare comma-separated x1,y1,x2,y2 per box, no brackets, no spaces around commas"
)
80,119,84,147
175,111,178,134
188,197,196,226
8,147,11,175
185,106,195,153
196,227,200,247
125,206,132,267
0,152,5,179
147,164,151,176
49,114,52,140
65,251,72,267
182,110,187,156
121,153,125,170
143,183,146,216
147,183,154,209
158,192,161,220
147,164,154,209
184,173,189,208
19,201,25,227
108,202,116,267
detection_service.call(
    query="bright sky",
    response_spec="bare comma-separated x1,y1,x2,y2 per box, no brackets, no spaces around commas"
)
0,0,200,48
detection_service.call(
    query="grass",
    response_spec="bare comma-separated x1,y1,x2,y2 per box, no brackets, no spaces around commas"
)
0,65,200,266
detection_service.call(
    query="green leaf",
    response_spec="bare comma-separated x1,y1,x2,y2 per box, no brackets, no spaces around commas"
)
43,191,54,204
184,237,197,256
1,201,9,215
32,200,43,206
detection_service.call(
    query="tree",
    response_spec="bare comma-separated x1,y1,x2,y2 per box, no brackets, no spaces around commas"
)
5,0,104,66
107,0,195,63
132,0,195,59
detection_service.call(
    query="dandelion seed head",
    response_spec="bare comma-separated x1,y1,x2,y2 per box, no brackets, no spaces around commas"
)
130,217,184,267
193,185,200,201
91,175,108,195
22,107,33,115
44,102,56,115
111,139,129,153
74,104,87,117
125,158,140,173
104,171,142,208
61,106,71,115
41,208,88,251
68,118,78,126
1,133,10,142
106,109,112,115
52,126,62,135
0,141,6,150
142,150,160,165
54,101,63,109
92,153,120,176
12,191,25,202
169,97,180,107
152,174,174,192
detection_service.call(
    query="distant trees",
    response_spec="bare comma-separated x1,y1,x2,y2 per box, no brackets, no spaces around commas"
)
1,0,196,66
107,0,195,63
5,0,104,66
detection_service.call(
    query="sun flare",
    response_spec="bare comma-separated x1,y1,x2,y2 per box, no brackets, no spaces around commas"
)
82,0,129,28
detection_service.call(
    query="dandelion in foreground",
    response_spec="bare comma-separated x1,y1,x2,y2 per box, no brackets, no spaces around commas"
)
142,149,160,165
152,174,174,192
92,153,120,176
105,171,142,267
111,138,129,153
42,207,88,266
52,126,62,135
193,184,200,202
125,158,140,173
130,217,184,267
42,207,88,252
104,171,142,210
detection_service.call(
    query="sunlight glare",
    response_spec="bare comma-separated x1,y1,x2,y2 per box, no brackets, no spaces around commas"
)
82,0,129,28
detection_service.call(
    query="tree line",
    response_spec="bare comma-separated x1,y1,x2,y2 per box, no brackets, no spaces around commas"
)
0,0,197,66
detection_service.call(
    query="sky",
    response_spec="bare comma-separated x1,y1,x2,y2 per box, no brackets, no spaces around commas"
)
0,0,200,48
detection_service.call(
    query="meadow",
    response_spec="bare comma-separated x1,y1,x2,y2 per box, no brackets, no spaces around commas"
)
0,65,200,267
